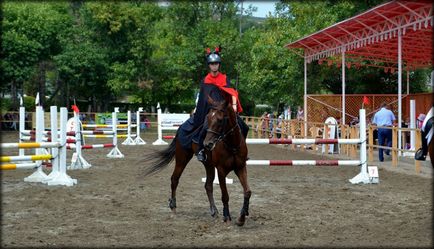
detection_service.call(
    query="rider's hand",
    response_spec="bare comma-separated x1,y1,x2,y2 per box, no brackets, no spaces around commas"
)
232,104,237,112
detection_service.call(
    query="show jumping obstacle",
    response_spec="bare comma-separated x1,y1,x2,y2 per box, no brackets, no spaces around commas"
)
80,109,145,145
246,109,375,184
1,104,77,186
18,95,146,170
18,103,122,169
69,108,125,170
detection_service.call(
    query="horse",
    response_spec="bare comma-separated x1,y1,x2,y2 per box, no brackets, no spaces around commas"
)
429,141,433,167
415,107,434,167
142,95,251,226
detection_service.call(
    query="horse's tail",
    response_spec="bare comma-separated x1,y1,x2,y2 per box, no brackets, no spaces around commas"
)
142,135,177,177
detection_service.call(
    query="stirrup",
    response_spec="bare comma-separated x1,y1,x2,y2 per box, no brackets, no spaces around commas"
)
414,148,426,161
196,150,207,162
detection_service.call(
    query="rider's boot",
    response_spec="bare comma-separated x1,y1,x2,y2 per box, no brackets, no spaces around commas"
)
196,121,208,163
196,149,207,162
415,148,427,161
415,117,432,161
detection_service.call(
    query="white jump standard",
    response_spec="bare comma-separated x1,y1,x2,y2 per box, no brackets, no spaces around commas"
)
1,104,77,186
134,108,146,145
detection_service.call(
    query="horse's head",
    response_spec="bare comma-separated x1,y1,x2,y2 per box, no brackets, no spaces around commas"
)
203,95,233,151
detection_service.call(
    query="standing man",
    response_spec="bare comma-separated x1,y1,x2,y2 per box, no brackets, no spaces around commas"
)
372,102,396,162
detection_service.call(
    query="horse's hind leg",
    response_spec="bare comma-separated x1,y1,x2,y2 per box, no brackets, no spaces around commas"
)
169,144,192,214
234,165,251,226
204,165,218,217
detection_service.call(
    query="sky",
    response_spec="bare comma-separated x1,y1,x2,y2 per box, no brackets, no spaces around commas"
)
157,1,279,18
243,1,279,18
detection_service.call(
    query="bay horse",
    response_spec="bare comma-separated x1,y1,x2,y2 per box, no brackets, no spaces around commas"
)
429,141,433,167
142,96,251,226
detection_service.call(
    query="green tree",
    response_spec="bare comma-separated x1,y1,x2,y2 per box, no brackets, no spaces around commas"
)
82,2,162,108
2,2,71,109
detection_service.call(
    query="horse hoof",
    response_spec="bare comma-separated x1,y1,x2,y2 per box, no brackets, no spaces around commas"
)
210,207,218,217
223,216,232,223
236,217,245,226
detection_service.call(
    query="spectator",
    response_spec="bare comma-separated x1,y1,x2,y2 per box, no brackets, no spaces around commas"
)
372,102,396,162
268,112,274,137
259,112,268,138
296,106,304,121
349,117,359,127
3,113,14,130
276,115,283,138
11,113,18,130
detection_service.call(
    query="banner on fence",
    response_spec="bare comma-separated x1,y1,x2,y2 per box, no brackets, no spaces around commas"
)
160,113,190,127
96,113,128,125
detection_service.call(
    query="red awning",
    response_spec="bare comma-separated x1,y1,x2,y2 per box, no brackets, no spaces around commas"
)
285,0,433,70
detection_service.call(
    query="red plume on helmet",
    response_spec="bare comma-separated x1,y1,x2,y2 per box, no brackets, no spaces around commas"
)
205,48,211,55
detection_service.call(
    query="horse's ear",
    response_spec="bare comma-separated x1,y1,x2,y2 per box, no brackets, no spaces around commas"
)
226,101,234,112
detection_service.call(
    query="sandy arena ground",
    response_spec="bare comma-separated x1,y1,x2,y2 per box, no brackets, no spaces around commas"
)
1,131,432,248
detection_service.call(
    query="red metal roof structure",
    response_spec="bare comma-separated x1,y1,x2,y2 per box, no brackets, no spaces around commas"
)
284,0,433,151
285,0,433,71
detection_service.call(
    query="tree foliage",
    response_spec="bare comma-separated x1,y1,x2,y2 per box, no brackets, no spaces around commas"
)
1,1,431,113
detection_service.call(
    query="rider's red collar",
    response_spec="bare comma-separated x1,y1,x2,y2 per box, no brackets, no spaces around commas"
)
204,73,227,87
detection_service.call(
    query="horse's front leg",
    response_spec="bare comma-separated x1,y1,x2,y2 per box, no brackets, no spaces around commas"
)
217,170,231,223
204,164,218,217
234,165,251,226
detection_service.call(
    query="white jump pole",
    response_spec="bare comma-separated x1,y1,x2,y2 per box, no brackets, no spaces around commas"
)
69,110,91,170
19,97,25,157
202,168,233,185
410,99,416,151
349,109,371,184
404,100,416,157
44,107,77,186
107,110,124,158
24,105,50,182
122,110,136,145
134,107,146,145
153,103,168,145
43,106,60,182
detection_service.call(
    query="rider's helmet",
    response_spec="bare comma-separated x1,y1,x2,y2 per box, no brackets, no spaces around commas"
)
206,46,222,64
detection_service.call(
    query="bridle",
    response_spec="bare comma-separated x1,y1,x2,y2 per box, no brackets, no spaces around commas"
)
206,107,239,151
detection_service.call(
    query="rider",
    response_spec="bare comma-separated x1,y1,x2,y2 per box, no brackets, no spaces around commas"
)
193,46,248,162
